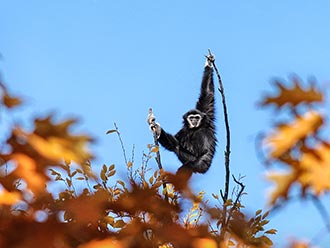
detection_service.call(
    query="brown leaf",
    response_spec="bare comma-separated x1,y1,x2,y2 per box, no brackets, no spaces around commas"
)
2,94,22,108
106,129,118,135
261,79,323,108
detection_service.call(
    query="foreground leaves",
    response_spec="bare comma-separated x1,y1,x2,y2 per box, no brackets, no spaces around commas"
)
0,81,276,247
262,78,330,205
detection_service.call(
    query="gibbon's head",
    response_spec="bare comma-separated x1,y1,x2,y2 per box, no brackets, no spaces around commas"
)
183,109,206,129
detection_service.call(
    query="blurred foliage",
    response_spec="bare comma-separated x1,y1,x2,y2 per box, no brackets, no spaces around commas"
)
1,75,329,247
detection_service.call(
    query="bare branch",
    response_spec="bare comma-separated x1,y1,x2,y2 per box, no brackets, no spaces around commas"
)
210,50,231,202
209,49,232,240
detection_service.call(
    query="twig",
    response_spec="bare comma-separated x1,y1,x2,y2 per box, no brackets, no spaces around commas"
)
224,175,246,229
309,195,330,235
231,175,246,207
113,122,129,166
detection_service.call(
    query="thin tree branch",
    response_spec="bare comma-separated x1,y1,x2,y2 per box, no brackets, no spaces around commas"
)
209,49,231,202
113,122,128,166
208,49,231,240
309,195,330,235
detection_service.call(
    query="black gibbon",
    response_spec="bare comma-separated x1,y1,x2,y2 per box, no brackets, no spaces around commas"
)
148,53,216,176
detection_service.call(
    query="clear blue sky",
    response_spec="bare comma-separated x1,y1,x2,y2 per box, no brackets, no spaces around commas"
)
1,0,330,246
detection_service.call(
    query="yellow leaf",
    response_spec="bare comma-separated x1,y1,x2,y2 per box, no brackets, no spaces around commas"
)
151,146,159,153
266,170,298,205
299,143,330,195
0,189,21,205
228,240,235,246
265,111,323,159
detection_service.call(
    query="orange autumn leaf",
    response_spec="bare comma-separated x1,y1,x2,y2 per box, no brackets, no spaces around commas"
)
2,94,22,108
290,240,310,248
0,189,21,205
265,111,323,159
11,153,48,194
78,238,124,248
261,79,323,108
299,143,330,195
14,116,93,165
266,170,298,205
0,82,23,108
193,238,217,248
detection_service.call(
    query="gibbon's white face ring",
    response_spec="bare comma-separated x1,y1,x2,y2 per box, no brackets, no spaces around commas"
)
187,114,202,128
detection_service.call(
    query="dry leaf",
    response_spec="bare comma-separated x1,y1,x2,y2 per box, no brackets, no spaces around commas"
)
261,79,323,108
266,170,298,205
265,111,323,159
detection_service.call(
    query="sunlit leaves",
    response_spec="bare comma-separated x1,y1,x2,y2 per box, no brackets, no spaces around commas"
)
10,153,48,194
0,189,21,205
24,116,93,164
261,78,330,206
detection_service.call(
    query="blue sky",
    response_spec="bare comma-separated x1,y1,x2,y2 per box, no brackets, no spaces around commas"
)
1,0,330,246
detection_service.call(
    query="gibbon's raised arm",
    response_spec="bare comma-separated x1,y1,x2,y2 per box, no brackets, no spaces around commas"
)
195,59,215,122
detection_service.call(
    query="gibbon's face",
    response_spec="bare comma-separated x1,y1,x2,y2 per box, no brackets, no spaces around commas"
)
187,114,202,129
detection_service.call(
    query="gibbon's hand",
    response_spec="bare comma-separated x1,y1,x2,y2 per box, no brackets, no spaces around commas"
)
147,110,161,138
149,122,161,139
205,51,215,68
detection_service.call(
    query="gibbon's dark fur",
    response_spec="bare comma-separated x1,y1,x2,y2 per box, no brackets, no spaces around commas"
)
157,60,216,174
